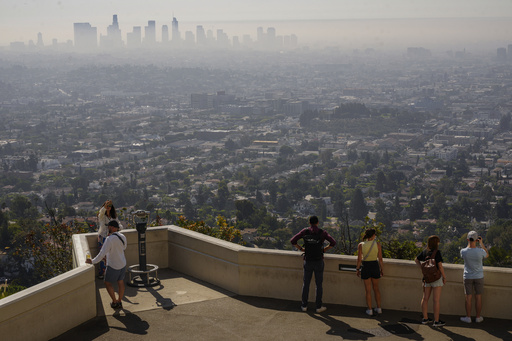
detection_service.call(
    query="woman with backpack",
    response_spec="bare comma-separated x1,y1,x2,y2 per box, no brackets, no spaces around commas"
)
356,228,384,316
415,235,447,327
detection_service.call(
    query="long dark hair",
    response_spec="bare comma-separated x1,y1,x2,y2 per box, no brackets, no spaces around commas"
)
427,235,440,251
362,228,376,241
101,201,117,219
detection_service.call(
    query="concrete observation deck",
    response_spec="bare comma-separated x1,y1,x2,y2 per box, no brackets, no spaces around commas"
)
55,269,512,341
1,225,511,340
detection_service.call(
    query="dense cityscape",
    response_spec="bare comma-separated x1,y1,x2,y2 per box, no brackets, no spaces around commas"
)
0,14,512,290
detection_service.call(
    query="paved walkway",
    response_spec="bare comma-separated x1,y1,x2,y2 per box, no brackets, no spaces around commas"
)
54,269,511,340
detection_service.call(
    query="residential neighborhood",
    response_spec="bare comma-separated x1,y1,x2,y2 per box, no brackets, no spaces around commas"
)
0,43,511,286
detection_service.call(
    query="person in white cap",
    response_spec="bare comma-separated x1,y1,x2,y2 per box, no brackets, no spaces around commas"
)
459,231,488,323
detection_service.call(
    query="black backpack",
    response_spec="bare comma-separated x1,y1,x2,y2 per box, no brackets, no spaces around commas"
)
303,229,324,261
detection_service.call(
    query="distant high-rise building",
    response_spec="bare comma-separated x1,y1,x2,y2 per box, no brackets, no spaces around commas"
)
207,29,214,42
497,47,507,62
508,44,512,60
74,23,97,51
232,36,240,49
10,41,25,51
36,32,44,47
185,31,195,46
127,26,142,47
172,17,181,42
217,29,229,47
196,25,206,45
162,25,169,43
243,34,252,47
144,20,156,45
290,34,298,47
100,14,123,48
256,27,264,46
283,34,298,49
266,27,276,49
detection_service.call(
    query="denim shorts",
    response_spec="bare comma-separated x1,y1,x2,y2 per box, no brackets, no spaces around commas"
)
105,266,126,283
423,276,443,287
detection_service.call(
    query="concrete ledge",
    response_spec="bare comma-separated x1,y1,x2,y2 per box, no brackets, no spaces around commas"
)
168,226,242,294
166,225,512,320
2,224,512,341
0,266,96,341
85,227,169,272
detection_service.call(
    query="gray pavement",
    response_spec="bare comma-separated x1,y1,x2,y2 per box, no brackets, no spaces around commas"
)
53,269,511,340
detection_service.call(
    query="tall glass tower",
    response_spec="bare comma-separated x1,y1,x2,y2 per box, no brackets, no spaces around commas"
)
172,17,181,42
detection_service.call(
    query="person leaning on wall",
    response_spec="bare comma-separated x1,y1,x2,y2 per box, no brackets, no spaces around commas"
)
355,228,384,316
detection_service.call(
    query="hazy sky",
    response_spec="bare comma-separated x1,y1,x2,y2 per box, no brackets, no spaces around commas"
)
1,0,511,46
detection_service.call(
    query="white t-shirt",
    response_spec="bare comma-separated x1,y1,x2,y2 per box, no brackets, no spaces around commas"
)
91,232,127,270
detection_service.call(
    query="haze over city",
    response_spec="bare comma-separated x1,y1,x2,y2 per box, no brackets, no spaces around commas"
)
2,0,512,338
1,0,512,51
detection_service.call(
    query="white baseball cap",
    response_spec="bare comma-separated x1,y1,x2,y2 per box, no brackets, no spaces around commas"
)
467,231,478,241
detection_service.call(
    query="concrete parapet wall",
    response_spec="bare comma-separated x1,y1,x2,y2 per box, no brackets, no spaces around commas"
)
0,266,95,341
168,226,243,294
1,224,511,341
166,225,512,320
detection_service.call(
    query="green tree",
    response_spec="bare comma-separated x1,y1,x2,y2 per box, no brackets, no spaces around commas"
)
176,215,244,245
235,200,255,222
279,145,294,158
183,199,196,219
499,113,511,132
0,280,26,299
10,195,38,219
215,180,230,210
350,188,368,221
495,197,510,219
375,171,386,192
486,247,512,268
15,219,89,283
409,199,424,221
382,240,421,260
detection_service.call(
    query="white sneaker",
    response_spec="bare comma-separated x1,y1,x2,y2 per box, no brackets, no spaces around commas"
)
301,306,307,312
475,316,484,323
316,306,327,313
366,309,373,316
374,308,382,315
460,316,471,323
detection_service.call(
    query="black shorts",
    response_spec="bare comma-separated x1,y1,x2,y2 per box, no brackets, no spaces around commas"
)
361,261,381,280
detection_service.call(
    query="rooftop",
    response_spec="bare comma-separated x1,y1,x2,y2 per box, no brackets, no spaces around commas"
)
55,269,511,341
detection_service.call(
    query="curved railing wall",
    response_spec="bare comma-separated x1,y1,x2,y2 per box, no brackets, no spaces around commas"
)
1,225,511,341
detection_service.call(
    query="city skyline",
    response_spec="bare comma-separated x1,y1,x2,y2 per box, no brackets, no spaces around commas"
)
70,15,298,51
1,0,512,48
